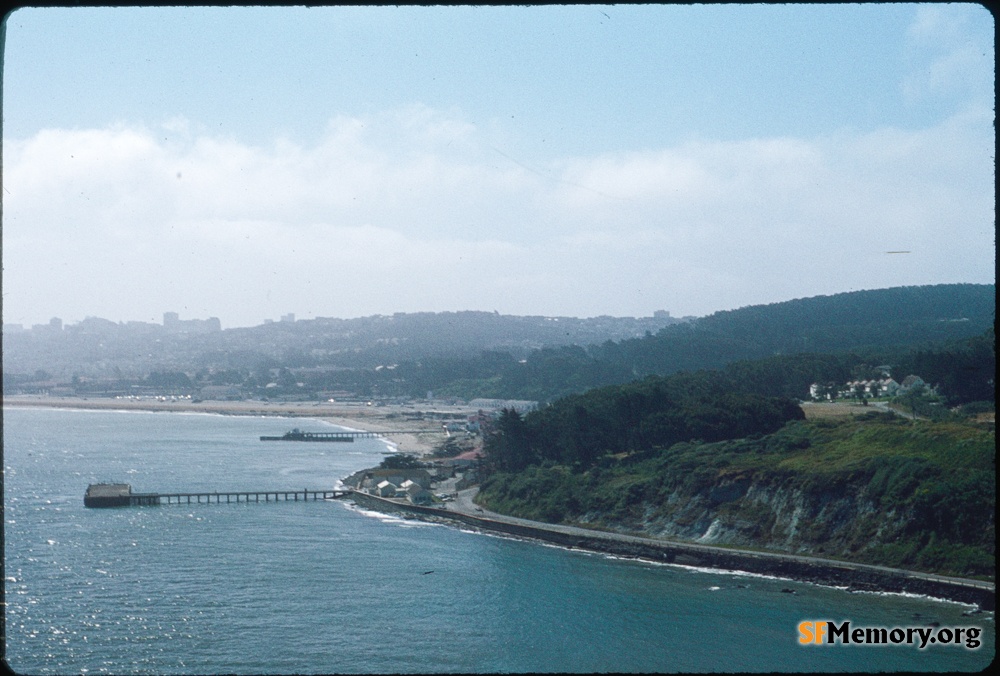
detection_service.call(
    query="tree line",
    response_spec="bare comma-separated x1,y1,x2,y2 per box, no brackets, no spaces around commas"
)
483,371,806,473
480,324,994,475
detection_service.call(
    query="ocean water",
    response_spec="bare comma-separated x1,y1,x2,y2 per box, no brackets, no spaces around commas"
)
3,406,994,673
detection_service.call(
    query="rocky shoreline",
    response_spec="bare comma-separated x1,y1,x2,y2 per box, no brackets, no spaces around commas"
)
347,490,995,611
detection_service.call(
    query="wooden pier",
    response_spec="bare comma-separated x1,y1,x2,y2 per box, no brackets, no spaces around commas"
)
260,428,433,442
130,489,351,506
85,483,351,507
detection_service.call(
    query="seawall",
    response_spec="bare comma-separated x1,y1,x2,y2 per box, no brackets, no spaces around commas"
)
347,490,994,610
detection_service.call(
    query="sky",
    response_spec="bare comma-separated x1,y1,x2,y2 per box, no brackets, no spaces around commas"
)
1,4,994,329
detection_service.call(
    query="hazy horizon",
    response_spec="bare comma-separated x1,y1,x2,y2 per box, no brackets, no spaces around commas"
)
8,281,995,333
8,307,688,331
3,5,994,329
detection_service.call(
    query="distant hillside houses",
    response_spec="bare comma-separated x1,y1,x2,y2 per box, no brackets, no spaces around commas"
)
468,398,538,414
809,375,932,401
163,311,221,334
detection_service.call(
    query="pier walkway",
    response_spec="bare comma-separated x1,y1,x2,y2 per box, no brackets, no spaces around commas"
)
259,429,432,442
130,489,350,505
84,483,351,507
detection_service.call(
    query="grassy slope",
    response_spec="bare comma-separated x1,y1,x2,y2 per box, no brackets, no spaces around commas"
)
477,413,995,579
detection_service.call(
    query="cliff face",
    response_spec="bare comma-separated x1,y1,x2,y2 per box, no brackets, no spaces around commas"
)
584,478,911,561
478,415,995,580
351,489,995,609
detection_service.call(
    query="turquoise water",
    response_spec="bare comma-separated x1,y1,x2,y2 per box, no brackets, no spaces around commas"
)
3,406,994,673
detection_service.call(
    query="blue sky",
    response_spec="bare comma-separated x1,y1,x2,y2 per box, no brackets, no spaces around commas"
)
2,4,994,328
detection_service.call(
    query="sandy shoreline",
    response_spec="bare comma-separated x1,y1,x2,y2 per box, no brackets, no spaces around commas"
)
2,395,463,455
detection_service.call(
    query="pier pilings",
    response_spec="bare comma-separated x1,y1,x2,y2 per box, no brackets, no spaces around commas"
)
123,489,349,506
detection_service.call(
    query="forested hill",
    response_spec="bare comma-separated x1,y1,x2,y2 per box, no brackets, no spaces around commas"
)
592,283,995,380
430,284,994,401
697,284,992,342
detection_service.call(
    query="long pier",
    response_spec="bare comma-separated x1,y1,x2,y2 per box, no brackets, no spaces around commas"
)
260,429,434,442
85,483,351,507
130,489,351,506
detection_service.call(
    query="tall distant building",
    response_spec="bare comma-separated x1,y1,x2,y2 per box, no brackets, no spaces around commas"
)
163,311,221,334
281,313,295,323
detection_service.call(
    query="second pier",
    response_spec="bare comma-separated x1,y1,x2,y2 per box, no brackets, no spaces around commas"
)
259,428,432,442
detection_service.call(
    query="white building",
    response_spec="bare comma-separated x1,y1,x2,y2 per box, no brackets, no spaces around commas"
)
373,480,398,497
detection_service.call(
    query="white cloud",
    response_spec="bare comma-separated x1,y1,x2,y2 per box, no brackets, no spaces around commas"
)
902,4,994,106
2,105,993,328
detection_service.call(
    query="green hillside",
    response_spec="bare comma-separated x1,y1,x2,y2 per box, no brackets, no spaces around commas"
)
478,413,995,579
474,304,995,580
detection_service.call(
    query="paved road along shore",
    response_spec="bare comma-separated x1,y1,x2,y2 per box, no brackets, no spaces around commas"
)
348,488,995,611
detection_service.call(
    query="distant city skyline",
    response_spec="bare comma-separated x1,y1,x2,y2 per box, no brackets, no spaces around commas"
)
2,5,994,328
3,306,686,333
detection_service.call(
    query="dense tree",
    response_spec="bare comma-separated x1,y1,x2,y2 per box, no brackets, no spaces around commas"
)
145,370,193,391
378,453,423,469
486,370,807,472
483,408,535,472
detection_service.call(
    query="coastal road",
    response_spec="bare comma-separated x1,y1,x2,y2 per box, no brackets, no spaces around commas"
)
446,487,994,596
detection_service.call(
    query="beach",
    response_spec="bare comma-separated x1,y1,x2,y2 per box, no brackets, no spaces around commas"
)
1,394,465,455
